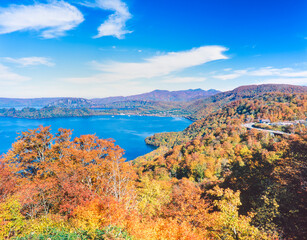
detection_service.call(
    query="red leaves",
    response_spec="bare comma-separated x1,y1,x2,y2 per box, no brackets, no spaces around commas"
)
0,163,16,202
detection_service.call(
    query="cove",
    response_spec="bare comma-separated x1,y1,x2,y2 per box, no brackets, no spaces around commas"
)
0,115,192,160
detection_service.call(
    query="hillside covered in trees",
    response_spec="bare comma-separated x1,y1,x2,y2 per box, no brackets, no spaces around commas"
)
0,89,218,119
0,84,306,239
1,85,305,120
146,84,307,146
185,84,307,120
0,107,97,119
0,89,219,108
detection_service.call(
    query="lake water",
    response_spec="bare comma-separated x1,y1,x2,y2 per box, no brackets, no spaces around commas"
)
0,115,192,160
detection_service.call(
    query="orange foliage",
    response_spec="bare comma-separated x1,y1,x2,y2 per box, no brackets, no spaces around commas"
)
2,126,136,218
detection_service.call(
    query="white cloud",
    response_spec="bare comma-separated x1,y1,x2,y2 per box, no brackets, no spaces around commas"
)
4,57,54,67
0,64,30,83
91,0,132,39
214,66,307,83
162,77,206,83
277,71,307,78
214,70,247,80
0,1,84,38
94,46,228,80
248,67,293,76
258,78,307,85
214,73,242,80
64,46,228,83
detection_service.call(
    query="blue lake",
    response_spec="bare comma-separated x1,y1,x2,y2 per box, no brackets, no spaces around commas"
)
0,116,192,160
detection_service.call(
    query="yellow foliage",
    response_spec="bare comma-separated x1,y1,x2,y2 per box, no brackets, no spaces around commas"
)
126,217,202,240
72,197,131,234
0,197,25,239
22,215,69,236
239,146,252,160
137,175,172,217
207,186,268,240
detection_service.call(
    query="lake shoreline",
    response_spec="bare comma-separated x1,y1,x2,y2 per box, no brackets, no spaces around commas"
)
0,110,195,122
0,115,192,161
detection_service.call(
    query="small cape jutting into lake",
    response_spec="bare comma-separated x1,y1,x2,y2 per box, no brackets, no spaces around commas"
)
0,0,306,238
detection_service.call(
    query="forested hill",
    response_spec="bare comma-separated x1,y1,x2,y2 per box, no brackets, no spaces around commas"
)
186,84,307,120
0,84,306,239
0,85,306,120
91,88,220,105
46,98,94,108
0,97,62,108
0,88,219,109
146,85,307,147
0,107,97,119
0,88,220,119
136,88,307,239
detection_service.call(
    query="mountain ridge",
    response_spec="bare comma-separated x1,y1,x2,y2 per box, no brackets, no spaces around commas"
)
91,88,220,105
0,88,220,108
186,84,307,120
1,84,306,120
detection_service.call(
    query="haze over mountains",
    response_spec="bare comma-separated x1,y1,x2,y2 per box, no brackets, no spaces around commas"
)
2,85,305,112
91,89,220,105
0,98,61,108
0,84,306,120
1,83,307,239
0,89,220,108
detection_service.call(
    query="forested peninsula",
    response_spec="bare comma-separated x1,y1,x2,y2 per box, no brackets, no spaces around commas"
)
1,84,306,239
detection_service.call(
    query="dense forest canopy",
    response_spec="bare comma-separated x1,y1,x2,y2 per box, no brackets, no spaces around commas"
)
0,84,306,239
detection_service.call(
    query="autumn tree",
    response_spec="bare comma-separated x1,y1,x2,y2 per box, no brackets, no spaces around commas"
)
1,126,136,219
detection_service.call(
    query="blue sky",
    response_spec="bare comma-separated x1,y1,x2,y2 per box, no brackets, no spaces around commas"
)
0,0,306,98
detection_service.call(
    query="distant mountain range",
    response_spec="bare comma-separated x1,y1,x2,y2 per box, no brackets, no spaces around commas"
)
0,84,306,120
0,98,61,108
46,98,94,108
0,89,220,108
91,89,220,105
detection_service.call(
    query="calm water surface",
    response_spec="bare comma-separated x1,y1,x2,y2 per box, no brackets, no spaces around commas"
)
0,115,192,160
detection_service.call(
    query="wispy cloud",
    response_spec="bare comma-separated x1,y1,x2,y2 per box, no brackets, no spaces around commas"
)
0,1,84,38
0,64,30,83
214,67,307,84
214,70,247,80
258,77,307,85
89,0,132,39
248,67,293,77
4,57,55,67
162,77,207,83
251,67,307,78
64,46,228,83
